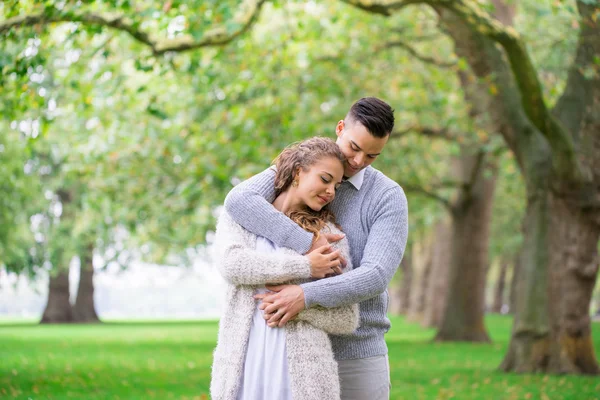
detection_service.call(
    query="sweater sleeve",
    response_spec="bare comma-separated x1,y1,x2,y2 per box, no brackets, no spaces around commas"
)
223,167,313,254
213,212,312,285
300,186,409,308
295,225,359,334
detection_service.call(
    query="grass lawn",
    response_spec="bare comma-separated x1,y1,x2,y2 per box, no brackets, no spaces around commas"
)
1,315,599,399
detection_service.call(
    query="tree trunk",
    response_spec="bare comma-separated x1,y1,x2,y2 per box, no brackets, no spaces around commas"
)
546,195,599,373
423,219,451,328
398,252,413,314
73,243,100,323
435,0,600,372
389,250,413,315
40,269,73,323
434,149,496,342
407,234,433,323
500,189,600,374
508,250,521,314
491,256,511,313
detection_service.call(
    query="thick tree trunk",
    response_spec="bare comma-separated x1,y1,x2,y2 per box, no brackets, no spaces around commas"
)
73,244,100,323
491,256,511,313
40,269,73,323
546,196,599,374
499,189,552,372
423,219,451,328
434,149,496,342
500,190,600,374
434,0,600,373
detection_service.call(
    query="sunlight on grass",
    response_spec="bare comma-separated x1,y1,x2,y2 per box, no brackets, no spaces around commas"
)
1,315,599,399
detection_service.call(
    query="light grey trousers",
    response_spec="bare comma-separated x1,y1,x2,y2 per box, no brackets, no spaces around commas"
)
338,355,390,400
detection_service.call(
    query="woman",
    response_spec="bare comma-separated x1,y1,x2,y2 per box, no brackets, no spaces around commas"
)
210,137,359,400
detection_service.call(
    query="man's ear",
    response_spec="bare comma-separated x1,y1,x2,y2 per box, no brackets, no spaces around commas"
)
335,120,344,138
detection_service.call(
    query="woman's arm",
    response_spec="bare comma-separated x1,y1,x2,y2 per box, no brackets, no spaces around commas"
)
213,212,312,285
295,303,359,335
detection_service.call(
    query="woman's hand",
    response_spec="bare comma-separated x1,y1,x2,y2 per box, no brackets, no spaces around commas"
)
306,244,343,278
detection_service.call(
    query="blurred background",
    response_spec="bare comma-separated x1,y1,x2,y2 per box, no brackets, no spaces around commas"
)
1,0,599,399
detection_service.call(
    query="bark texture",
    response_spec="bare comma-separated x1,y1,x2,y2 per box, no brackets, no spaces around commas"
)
73,244,100,323
434,148,496,342
40,270,73,323
423,219,451,328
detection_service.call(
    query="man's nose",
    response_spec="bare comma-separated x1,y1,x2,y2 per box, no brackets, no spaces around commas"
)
354,153,365,167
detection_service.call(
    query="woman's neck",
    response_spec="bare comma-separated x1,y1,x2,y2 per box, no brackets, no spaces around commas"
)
272,191,302,214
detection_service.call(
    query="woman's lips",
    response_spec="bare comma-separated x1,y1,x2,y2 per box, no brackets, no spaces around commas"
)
317,195,329,204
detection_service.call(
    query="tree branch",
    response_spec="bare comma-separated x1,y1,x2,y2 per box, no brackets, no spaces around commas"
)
344,0,582,181
403,183,453,211
340,0,425,16
379,39,456,68
391,125,460,141
442,0,580,181
464,149,486,195
0,0,267,55
552,2,600,139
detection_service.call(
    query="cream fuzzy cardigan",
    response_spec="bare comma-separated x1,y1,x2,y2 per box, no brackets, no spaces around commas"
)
210,211,359,400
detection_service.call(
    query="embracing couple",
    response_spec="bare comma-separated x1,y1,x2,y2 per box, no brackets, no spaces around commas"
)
210,97,408,400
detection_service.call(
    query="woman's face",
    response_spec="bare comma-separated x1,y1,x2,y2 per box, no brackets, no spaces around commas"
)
293,156,344,211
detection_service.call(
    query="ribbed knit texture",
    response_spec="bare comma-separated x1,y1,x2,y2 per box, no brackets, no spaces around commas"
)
224,166,409,360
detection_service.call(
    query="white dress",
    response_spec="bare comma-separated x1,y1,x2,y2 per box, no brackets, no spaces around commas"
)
236,236,292,400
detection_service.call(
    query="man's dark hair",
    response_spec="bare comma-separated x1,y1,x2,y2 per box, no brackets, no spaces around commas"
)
346,97,395,138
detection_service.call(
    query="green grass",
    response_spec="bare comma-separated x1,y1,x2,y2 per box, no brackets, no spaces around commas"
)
1,315,599,399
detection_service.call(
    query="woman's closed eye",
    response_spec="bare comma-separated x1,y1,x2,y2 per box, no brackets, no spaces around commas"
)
321,176,331,184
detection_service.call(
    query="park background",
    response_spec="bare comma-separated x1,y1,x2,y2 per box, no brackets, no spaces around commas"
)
1,0,600,399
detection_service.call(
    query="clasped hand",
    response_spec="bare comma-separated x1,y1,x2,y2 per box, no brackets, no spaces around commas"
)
305,233,346,278
254,233,346,328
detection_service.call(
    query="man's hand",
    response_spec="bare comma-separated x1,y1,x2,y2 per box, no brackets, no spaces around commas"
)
254,284,305,328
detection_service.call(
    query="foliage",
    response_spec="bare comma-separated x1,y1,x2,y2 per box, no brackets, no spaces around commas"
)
0,0,590,276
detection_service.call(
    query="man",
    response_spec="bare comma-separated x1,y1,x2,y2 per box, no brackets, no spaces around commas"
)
223,97,408,399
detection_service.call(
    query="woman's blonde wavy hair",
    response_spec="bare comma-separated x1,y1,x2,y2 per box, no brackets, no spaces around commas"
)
272,137,345,237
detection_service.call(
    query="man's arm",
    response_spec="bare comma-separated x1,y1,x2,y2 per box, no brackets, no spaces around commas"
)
301,186,409,308
224,167,313,254
294,233,359,334
213,212,311,285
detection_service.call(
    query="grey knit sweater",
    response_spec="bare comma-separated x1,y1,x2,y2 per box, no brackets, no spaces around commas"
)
224,165,408,360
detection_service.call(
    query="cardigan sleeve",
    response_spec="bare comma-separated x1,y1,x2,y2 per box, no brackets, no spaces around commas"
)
212,212,312,285
295,224,359,334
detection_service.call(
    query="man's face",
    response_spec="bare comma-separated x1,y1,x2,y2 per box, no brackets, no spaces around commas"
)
335,119,389,178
